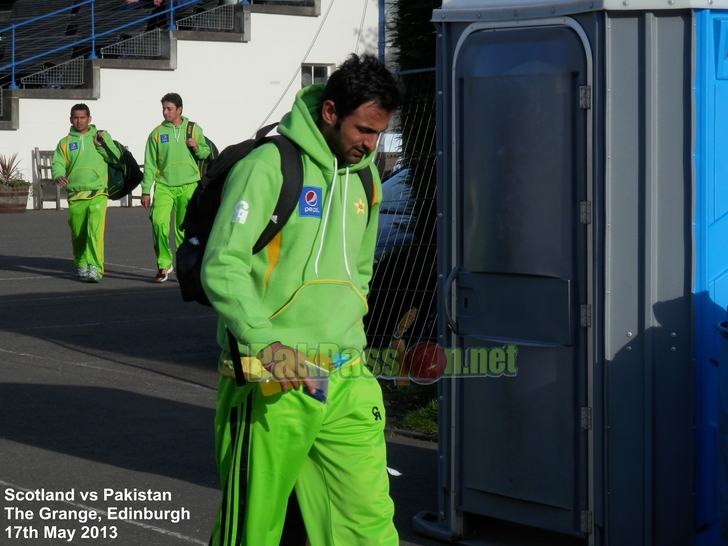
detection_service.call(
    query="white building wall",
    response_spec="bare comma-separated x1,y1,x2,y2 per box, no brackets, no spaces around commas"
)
0,0,380,208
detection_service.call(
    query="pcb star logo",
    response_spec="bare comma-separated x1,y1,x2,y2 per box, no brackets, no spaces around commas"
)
353,197,366,216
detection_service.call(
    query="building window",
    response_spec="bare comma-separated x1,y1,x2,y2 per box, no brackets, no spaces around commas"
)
301,64,333,87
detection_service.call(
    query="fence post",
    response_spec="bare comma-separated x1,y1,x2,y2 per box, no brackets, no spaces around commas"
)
88,0,98,59
168,2,176,31
8,26,18,89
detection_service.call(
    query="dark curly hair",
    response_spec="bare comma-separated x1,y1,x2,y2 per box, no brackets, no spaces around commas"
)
161,92,183,109
321,54,400,124
70,103,91,117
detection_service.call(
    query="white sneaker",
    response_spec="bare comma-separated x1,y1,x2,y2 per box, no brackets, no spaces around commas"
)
87,265,101,283
155,264,173,283
77,265,89,279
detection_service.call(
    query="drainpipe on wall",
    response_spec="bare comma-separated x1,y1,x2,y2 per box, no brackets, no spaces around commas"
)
378,0,385,61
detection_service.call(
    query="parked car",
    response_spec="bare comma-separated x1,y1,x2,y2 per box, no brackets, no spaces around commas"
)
375,168,414,263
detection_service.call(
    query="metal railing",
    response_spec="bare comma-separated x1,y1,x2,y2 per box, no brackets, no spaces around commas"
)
0,0,222,89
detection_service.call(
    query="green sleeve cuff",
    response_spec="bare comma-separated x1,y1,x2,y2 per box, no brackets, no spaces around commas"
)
237,326,277,355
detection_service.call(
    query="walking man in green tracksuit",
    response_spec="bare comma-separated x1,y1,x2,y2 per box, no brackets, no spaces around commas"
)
52,103,120,283
202,54,401,545
141,92,211,282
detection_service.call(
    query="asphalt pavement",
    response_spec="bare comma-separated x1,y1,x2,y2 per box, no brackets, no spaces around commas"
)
0,207,442,546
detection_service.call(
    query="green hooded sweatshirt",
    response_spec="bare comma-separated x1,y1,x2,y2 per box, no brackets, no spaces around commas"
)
201,84,382,360
141,116,211,194
51,125,120,198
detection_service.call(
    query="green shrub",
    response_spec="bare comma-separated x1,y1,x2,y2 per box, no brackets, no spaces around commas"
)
400,399,438,436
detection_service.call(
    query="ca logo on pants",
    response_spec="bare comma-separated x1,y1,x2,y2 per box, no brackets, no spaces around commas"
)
232,200,249,225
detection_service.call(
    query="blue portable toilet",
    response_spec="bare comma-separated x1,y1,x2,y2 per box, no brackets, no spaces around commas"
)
696,10,728,545
417,0,728,544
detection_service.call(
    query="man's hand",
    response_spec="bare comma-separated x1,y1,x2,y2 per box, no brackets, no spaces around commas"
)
93,130,104,147
55,176,68,187
258,342,316,394
186,138,198,152
140,194,151,210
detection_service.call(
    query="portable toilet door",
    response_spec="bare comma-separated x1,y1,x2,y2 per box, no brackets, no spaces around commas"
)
436,16,594,541
431,2,696,545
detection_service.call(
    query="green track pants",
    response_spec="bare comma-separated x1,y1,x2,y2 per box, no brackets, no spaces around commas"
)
67,194,107,274
149,182,195,269
210,360,398,546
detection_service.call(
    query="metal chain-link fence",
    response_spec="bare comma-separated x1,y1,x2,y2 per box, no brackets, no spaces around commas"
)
20,56,85,87
100,28,161,59
365,68,438,354
176,3,235,31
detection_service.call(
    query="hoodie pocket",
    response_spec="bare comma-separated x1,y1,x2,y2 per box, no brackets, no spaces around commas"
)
268,280,368,344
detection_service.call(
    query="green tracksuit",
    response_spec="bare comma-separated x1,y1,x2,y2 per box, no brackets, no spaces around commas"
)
201,84,398,546
142,116,210,269
52,125,120,275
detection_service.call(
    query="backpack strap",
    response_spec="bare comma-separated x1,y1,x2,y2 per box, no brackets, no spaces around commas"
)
226,328,246,387
357,165,374,226
96,130,119,163
185,120,201,162
252,134,303,254
255,122,280,140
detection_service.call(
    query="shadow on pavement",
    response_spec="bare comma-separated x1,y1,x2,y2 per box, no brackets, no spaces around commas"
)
0,254,154,283
0,383,218,490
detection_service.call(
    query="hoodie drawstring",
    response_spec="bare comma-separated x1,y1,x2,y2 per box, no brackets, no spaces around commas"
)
313,159,353,280
341,167,352,279
314,157,337,278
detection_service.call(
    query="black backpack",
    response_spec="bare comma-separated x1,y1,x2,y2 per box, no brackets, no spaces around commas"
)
97,137,143,200
176,122,374,308
186,120,219,179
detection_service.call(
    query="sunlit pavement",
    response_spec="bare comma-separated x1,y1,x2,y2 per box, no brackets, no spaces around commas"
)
0,207,440,546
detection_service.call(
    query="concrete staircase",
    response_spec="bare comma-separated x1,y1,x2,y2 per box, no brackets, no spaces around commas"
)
0,0,321,131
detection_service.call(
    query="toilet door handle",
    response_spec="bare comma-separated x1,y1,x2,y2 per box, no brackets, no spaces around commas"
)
443,266,462,334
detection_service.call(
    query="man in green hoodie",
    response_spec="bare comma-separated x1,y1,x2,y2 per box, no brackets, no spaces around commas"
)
202,54,401,546
52,103,120,283
141,92,211,282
